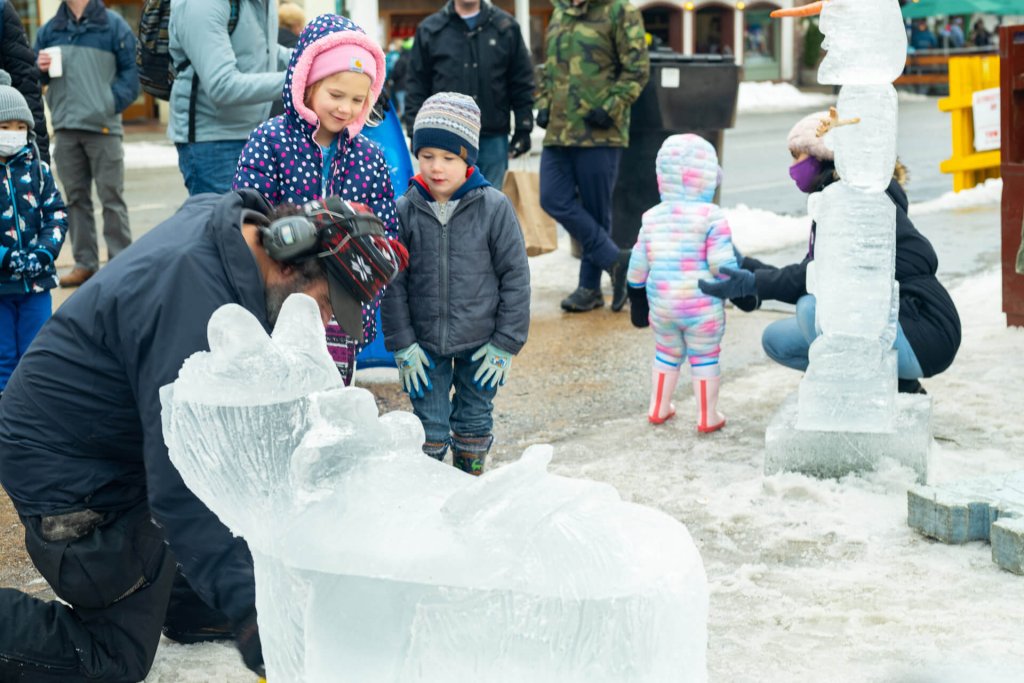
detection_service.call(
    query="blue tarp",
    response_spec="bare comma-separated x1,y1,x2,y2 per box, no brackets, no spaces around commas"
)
357,100,413,369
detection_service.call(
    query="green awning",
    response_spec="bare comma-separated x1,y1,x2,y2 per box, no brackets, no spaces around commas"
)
902,0,1024,19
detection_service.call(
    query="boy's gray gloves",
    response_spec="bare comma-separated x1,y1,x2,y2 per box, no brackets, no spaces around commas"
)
472,343,512,389
395,343,433,398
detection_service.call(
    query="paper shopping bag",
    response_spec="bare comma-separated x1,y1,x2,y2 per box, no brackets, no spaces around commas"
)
502,169,558,257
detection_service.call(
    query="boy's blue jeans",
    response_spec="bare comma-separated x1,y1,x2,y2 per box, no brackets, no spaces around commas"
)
410,348,497,451
761,294,924,379
0,292,52,391
176,141,247,196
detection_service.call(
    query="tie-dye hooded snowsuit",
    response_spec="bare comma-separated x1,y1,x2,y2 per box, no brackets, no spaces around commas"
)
626,134,738,371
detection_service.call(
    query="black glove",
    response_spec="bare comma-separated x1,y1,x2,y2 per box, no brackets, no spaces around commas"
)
698,266,757,300
628,286,649,328
583,108,614,130
234,610,265,677
535,109,549,129
509,129,531,158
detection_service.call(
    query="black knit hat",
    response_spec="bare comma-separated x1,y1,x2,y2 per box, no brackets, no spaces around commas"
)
0,70,34,129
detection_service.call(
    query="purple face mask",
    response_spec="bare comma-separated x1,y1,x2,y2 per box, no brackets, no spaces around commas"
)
789,156,823,193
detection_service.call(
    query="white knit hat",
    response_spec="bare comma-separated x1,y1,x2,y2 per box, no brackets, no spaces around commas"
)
787,110,834,161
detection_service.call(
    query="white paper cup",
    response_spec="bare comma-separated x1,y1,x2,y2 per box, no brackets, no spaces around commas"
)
42,47,62,78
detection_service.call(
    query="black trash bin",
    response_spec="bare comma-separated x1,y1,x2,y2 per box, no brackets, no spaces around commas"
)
611,52,740,248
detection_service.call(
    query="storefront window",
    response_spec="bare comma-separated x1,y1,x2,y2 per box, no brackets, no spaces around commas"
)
11,0,38,42
744,7,781,80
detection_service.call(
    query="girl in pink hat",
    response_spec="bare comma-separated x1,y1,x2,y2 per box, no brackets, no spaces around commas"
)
234,14,397,384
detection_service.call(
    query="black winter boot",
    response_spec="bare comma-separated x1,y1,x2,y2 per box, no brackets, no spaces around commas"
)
422,441,450,462
898,378,927,395
561,287,604,312
608,249,631,312
451,433,493,476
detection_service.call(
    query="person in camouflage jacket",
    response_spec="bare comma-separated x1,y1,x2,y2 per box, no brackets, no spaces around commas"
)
536,0,649,313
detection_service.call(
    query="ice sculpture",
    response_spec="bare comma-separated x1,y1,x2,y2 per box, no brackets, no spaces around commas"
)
161,294,709,682
764,0,932,480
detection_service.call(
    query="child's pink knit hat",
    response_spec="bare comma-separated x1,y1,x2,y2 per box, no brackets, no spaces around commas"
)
308,44,378,86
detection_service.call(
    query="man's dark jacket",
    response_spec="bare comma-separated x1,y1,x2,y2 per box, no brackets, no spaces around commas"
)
0,1,49,162
734,179,961,378
402,1,534,137
0,190,274,624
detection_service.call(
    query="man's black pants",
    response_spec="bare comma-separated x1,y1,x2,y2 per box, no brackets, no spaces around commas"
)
0,502,177,682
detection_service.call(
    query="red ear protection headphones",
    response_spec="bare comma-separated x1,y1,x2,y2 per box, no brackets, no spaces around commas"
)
242,199,386,264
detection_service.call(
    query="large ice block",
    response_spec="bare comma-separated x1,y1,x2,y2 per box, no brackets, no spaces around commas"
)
831,84,899,192
810,183,897,339
162,294,710,682
817,0,907,85
797,336,898,433
766,393,931,483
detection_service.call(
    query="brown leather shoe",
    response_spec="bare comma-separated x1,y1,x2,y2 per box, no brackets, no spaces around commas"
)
59,267,96,288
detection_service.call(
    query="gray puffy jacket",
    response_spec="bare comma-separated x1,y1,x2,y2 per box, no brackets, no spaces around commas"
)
382,178,530,357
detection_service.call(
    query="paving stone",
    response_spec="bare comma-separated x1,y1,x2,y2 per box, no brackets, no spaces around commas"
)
907,471,1024,575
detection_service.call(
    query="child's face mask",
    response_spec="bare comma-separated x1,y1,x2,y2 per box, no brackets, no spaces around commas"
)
0,130,28,157
789,155,822,193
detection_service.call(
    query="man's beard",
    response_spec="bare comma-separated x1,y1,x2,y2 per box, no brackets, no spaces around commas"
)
265,267,325,327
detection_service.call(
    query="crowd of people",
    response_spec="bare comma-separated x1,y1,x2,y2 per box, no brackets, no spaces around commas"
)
909,16,995,50
0,1,963,681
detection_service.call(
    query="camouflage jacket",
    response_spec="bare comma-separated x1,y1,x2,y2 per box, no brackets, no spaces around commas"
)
535,0,649,148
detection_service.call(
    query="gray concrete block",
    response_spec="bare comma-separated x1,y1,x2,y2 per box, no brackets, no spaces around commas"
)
907,471,1024,575
764,392,931,483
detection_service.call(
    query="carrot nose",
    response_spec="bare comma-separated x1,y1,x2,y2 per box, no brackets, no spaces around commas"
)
771,1,824,18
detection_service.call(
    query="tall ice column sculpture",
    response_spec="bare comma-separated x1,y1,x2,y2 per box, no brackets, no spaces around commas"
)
763,0,932,481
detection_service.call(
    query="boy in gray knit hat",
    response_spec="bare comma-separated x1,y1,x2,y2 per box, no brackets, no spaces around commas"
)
381,92,531,476
0,69,67,396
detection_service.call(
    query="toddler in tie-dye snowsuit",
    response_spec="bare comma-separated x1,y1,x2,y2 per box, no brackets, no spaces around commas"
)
625,134,737,432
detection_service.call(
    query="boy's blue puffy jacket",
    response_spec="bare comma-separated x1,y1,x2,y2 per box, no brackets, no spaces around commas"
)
0,145,67,294
34,0,139,136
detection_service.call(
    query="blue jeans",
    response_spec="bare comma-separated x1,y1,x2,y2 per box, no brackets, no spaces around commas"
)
476,133,510,188
176,140,247,196
410,348,497,447
0,291,51,391
761,294,924,379
539,146,623,290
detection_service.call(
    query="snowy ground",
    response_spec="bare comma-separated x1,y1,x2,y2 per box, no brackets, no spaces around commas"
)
143,168,1023,680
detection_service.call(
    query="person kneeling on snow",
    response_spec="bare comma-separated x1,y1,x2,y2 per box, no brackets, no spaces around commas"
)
0,191,404,681
697,110,961,394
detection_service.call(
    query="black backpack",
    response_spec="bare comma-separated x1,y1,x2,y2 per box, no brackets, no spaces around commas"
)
136,0,240,101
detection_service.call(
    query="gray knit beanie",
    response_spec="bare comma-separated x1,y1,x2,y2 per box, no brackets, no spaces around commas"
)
412,92,481,166
0,70,33,129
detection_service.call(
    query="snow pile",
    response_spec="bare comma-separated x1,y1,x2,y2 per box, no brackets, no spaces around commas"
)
910,177,1003,216
737,81,834,113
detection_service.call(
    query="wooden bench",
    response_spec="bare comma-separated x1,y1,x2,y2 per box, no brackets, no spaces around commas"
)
895,48,998,88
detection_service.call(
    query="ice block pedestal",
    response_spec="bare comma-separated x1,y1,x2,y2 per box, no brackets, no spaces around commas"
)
765,393,931,483
763,0,933,481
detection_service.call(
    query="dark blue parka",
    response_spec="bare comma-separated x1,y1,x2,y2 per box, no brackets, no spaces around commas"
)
0,191,273,623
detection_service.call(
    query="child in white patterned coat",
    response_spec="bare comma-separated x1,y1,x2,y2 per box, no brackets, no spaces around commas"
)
625,134,738,432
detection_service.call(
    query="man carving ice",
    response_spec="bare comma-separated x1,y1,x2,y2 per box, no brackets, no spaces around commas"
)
0,191,404,681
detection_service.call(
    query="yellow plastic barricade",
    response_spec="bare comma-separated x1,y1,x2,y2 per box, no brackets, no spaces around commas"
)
938,55,1001,192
